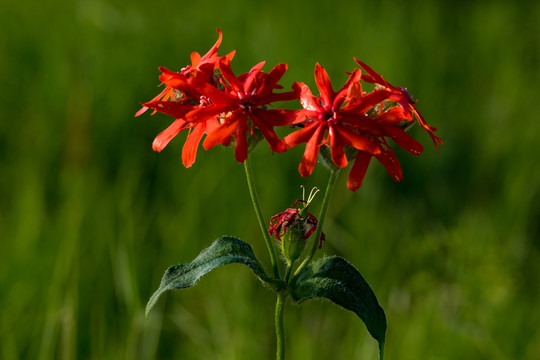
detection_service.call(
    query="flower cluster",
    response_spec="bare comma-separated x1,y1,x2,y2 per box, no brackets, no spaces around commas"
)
137,30,442,191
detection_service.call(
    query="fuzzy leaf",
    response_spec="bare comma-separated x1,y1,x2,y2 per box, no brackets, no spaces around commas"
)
146,236,272,317
290,256,386,359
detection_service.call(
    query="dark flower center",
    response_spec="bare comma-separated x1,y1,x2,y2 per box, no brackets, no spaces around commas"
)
239,93,255,112
240,101,254,111
322,108,338,123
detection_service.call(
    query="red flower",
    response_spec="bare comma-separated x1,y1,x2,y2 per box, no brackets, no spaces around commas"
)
354,58,443,149
284,63,387,178
135,29,234,116
137,30,235,167
184,59,300,163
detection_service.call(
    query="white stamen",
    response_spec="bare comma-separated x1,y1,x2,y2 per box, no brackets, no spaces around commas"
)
307,187,320,205
300,185,320,205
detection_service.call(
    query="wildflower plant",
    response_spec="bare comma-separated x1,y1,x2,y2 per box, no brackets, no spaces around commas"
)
138,29,441,360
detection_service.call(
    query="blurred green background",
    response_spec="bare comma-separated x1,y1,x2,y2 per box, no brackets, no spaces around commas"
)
1,0,539,359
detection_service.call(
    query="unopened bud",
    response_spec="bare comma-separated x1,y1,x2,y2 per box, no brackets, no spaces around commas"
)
268,188,325,264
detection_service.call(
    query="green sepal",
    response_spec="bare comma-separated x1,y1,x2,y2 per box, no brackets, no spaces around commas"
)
290,256,387,359
281,222,308,265
146,236,275,318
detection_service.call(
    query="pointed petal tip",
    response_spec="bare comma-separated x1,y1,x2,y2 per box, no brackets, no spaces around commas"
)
214,29,223,47
225,50,236,62
135,106,147,117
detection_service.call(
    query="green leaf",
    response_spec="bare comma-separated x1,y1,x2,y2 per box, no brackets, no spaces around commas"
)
290,256,386,359
146,236,274,317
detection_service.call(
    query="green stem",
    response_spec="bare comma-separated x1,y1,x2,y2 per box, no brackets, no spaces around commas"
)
275,292,286,360
293,168,340,277
243,159,281,280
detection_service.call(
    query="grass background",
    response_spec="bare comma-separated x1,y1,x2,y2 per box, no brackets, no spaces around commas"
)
1,0,539,359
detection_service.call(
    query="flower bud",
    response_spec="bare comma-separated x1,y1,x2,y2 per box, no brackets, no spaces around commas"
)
268,199,325,264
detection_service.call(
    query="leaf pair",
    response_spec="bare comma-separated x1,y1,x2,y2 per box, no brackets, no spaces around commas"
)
146,236,386,359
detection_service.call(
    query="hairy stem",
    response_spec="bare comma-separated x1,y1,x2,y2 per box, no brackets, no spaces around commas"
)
243,159,281,279
275,292,286,360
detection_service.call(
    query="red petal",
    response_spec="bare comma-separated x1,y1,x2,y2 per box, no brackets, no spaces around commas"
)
185,103,234,123
243,61,266,94
257,109,315,127
260,63,287,95
159,71,189,91
314,63,334,107
143,100,196,119
354,58,387,86
199,29,223,63
152,119,189,152
342,68,363,92
250,110,287,153
429,132,444,150
377,106,410,125
333,68,362,108
190,52,202,67
339,113,384,133
135,106,150,117
347,82,363,100
375,148,403,182
384,126,423,155
158,66,177,78
284,121,320,148
334,125,381,155
347,151,372,191
250,108,289,126
202,113,240,150
181,123,206,168
413,109,444,150
136,87,174,117
218,59,244,92
328,124,348,168
233,119,249,163
294,82,322,112
204,118,221,134
299,124,325,177
345,89,391,113
224,50,236,62
187,75,232,103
